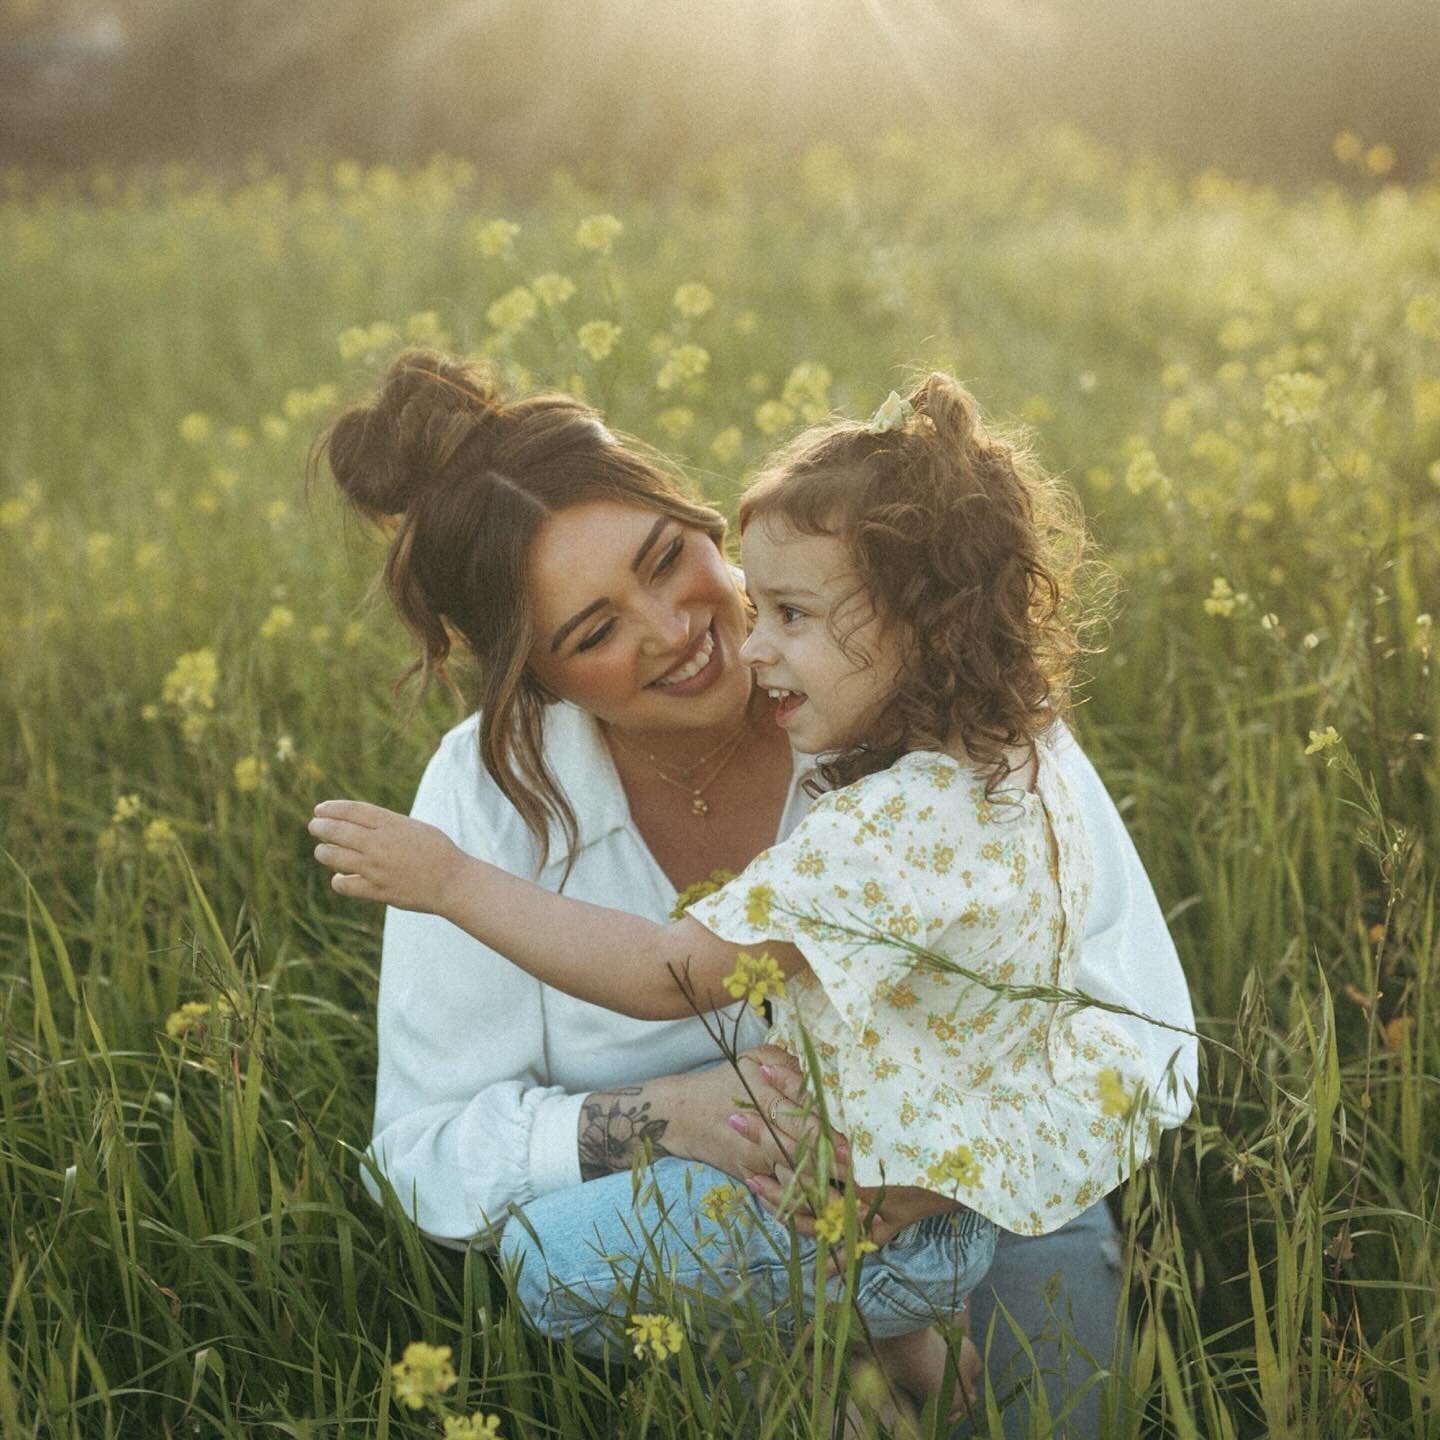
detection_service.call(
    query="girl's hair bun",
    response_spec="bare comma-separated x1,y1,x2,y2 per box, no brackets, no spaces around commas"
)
321,348,503,520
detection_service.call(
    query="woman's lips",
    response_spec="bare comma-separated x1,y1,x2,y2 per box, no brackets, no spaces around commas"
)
648,624,721,695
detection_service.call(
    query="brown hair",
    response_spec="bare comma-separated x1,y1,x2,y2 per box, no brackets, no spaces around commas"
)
313,347,728,870
738,371,1102,797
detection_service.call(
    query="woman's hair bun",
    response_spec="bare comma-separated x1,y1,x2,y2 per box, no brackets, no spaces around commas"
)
321,348,504,520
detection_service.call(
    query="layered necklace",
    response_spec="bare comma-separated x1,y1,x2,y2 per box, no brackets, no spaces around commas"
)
607,719,751,817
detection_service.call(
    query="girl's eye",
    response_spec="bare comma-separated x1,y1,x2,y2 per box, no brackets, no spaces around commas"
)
653,536,683,577
779,604,805,624
576,618,615,653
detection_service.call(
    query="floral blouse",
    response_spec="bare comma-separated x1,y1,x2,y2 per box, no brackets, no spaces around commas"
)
688,736,1153,1236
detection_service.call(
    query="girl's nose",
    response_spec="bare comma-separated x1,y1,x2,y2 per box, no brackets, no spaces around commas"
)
739,627,772,669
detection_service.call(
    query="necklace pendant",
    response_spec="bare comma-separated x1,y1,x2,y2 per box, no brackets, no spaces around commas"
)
691,795,710,817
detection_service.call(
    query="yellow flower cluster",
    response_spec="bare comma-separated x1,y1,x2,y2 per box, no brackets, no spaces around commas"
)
178,413,212,445
391,1341,458,1410
577,320,622,361
160,648,219,741
709,425,743,463
472,217,520,257
259,604,294,640
672,281,715,319
1095,1066,1137,1118
486,286,537,335
575,213,624,254
656,343,710,391
1262,371,1327,427
1305,725,1341,755
163,996,233,1040
1203,577,1246,617
281,384,338,421
926,1144,982,1190
722,949,785,1014
443,1415,502,1440
233,755,268,792
626,1313,684,1362
531,272,576,307
699,1182,744,1222
781,361,832,422
670,868,736,920
337,320,398,360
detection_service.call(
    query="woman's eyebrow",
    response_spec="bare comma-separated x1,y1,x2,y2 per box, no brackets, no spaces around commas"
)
630,516,669,571
550,598,607,653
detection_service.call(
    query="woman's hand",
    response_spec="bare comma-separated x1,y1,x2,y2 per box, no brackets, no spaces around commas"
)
664,1045,849,1186
309,800,469,914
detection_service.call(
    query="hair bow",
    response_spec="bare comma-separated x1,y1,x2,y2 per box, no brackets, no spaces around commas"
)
864,390,912,435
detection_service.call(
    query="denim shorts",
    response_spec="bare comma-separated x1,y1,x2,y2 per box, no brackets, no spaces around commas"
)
498,1158,998,1356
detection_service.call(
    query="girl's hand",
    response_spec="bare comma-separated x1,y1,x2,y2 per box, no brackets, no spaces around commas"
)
309,800,467,914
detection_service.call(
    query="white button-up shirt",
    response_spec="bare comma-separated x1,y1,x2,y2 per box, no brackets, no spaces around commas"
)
367,702,1196,1242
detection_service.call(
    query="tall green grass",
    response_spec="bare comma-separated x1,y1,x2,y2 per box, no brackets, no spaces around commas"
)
1,126,1437,1435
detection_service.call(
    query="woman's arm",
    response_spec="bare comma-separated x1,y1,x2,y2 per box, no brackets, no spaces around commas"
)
310,798,805,1021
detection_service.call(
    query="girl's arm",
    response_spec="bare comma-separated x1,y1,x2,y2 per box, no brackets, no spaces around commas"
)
310,799,804,1021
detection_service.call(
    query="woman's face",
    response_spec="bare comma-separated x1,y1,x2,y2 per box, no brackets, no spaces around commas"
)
525,499,752,737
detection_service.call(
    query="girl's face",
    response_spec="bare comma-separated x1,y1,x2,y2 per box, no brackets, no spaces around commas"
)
739,516,906,755
525,500,752,738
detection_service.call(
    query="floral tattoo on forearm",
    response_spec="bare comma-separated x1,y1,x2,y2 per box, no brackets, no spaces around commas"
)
578,1086,672,1180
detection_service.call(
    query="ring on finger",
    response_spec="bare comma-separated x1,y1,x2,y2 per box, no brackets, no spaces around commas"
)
769,1098,781,1123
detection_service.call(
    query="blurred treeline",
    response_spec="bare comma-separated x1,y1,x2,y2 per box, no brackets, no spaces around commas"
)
2,0,1439,185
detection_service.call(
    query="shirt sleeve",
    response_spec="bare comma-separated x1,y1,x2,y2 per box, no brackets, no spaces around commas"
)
365,728,586,1244
687,774,1022,1042
1049,723,1199,1127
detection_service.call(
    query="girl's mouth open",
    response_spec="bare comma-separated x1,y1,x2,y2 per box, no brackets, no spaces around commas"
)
649,624,720,695
765,687,807,724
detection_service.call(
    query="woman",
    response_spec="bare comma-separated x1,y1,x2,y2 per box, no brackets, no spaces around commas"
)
317,349,1197,1433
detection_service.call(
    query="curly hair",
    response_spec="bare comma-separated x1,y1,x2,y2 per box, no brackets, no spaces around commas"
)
737,371,1104,797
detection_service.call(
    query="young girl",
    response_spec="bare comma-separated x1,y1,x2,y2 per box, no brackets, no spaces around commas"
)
310,372,1154,1412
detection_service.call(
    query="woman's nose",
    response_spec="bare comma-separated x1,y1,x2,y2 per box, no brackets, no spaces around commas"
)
638,599,690,655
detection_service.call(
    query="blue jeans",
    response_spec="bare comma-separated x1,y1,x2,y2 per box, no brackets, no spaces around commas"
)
499,1157,998,1357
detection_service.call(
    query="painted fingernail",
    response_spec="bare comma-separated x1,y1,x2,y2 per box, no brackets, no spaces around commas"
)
743,1176,763,1194
759,1064,775,1080
727,1113,750,1134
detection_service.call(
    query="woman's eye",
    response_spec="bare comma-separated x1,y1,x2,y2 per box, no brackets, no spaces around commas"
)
576,619,615,653
653,536,683,577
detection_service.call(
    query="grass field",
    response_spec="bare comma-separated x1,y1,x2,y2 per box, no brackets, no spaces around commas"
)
1,126,1438,1437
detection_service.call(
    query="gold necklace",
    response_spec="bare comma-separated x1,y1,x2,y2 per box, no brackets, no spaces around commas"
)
607,721,751,817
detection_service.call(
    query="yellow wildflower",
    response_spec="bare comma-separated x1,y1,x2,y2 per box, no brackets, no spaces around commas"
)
656,406,694,439
391,1341,457,1410
275,734,296,763
531,272,576,307
161,648,219,712
670,868,736,919
1161,362,1191,390
472,218,520,257
1123,448,1163,495
734,309,759,335
753,399,795,436
1332,130,1363,165
1364,143,1396,176
744,883,774,926
309,623,333,646
1217,316,1261,352
782,361,832,422
406,311,446,343
926,1144,981,1190
164,1000,212,1039
1096,1067,1135,1117
1263,372,1327,426
699,1183,743,1222
178,413,212,445
112,793,143,825
140,704,161,722
672,281,715,318
710,425,742,463
813,1194,846,1245
261,414,290,443
144,817,178,854
85,532,115,569
338,321,398,360
342,620,364,647
233,756,266,792
486,287,537,335
656,343,710,391
259,604,295,640
1203,577,1239,617
266,499,289,526
575,213,624,254
722,950,786,1014
135,541,163,571
1305,726,1341,755
225,426,252,450
626,1313,684,1362
576,320,622,361
443,1417,503,1440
